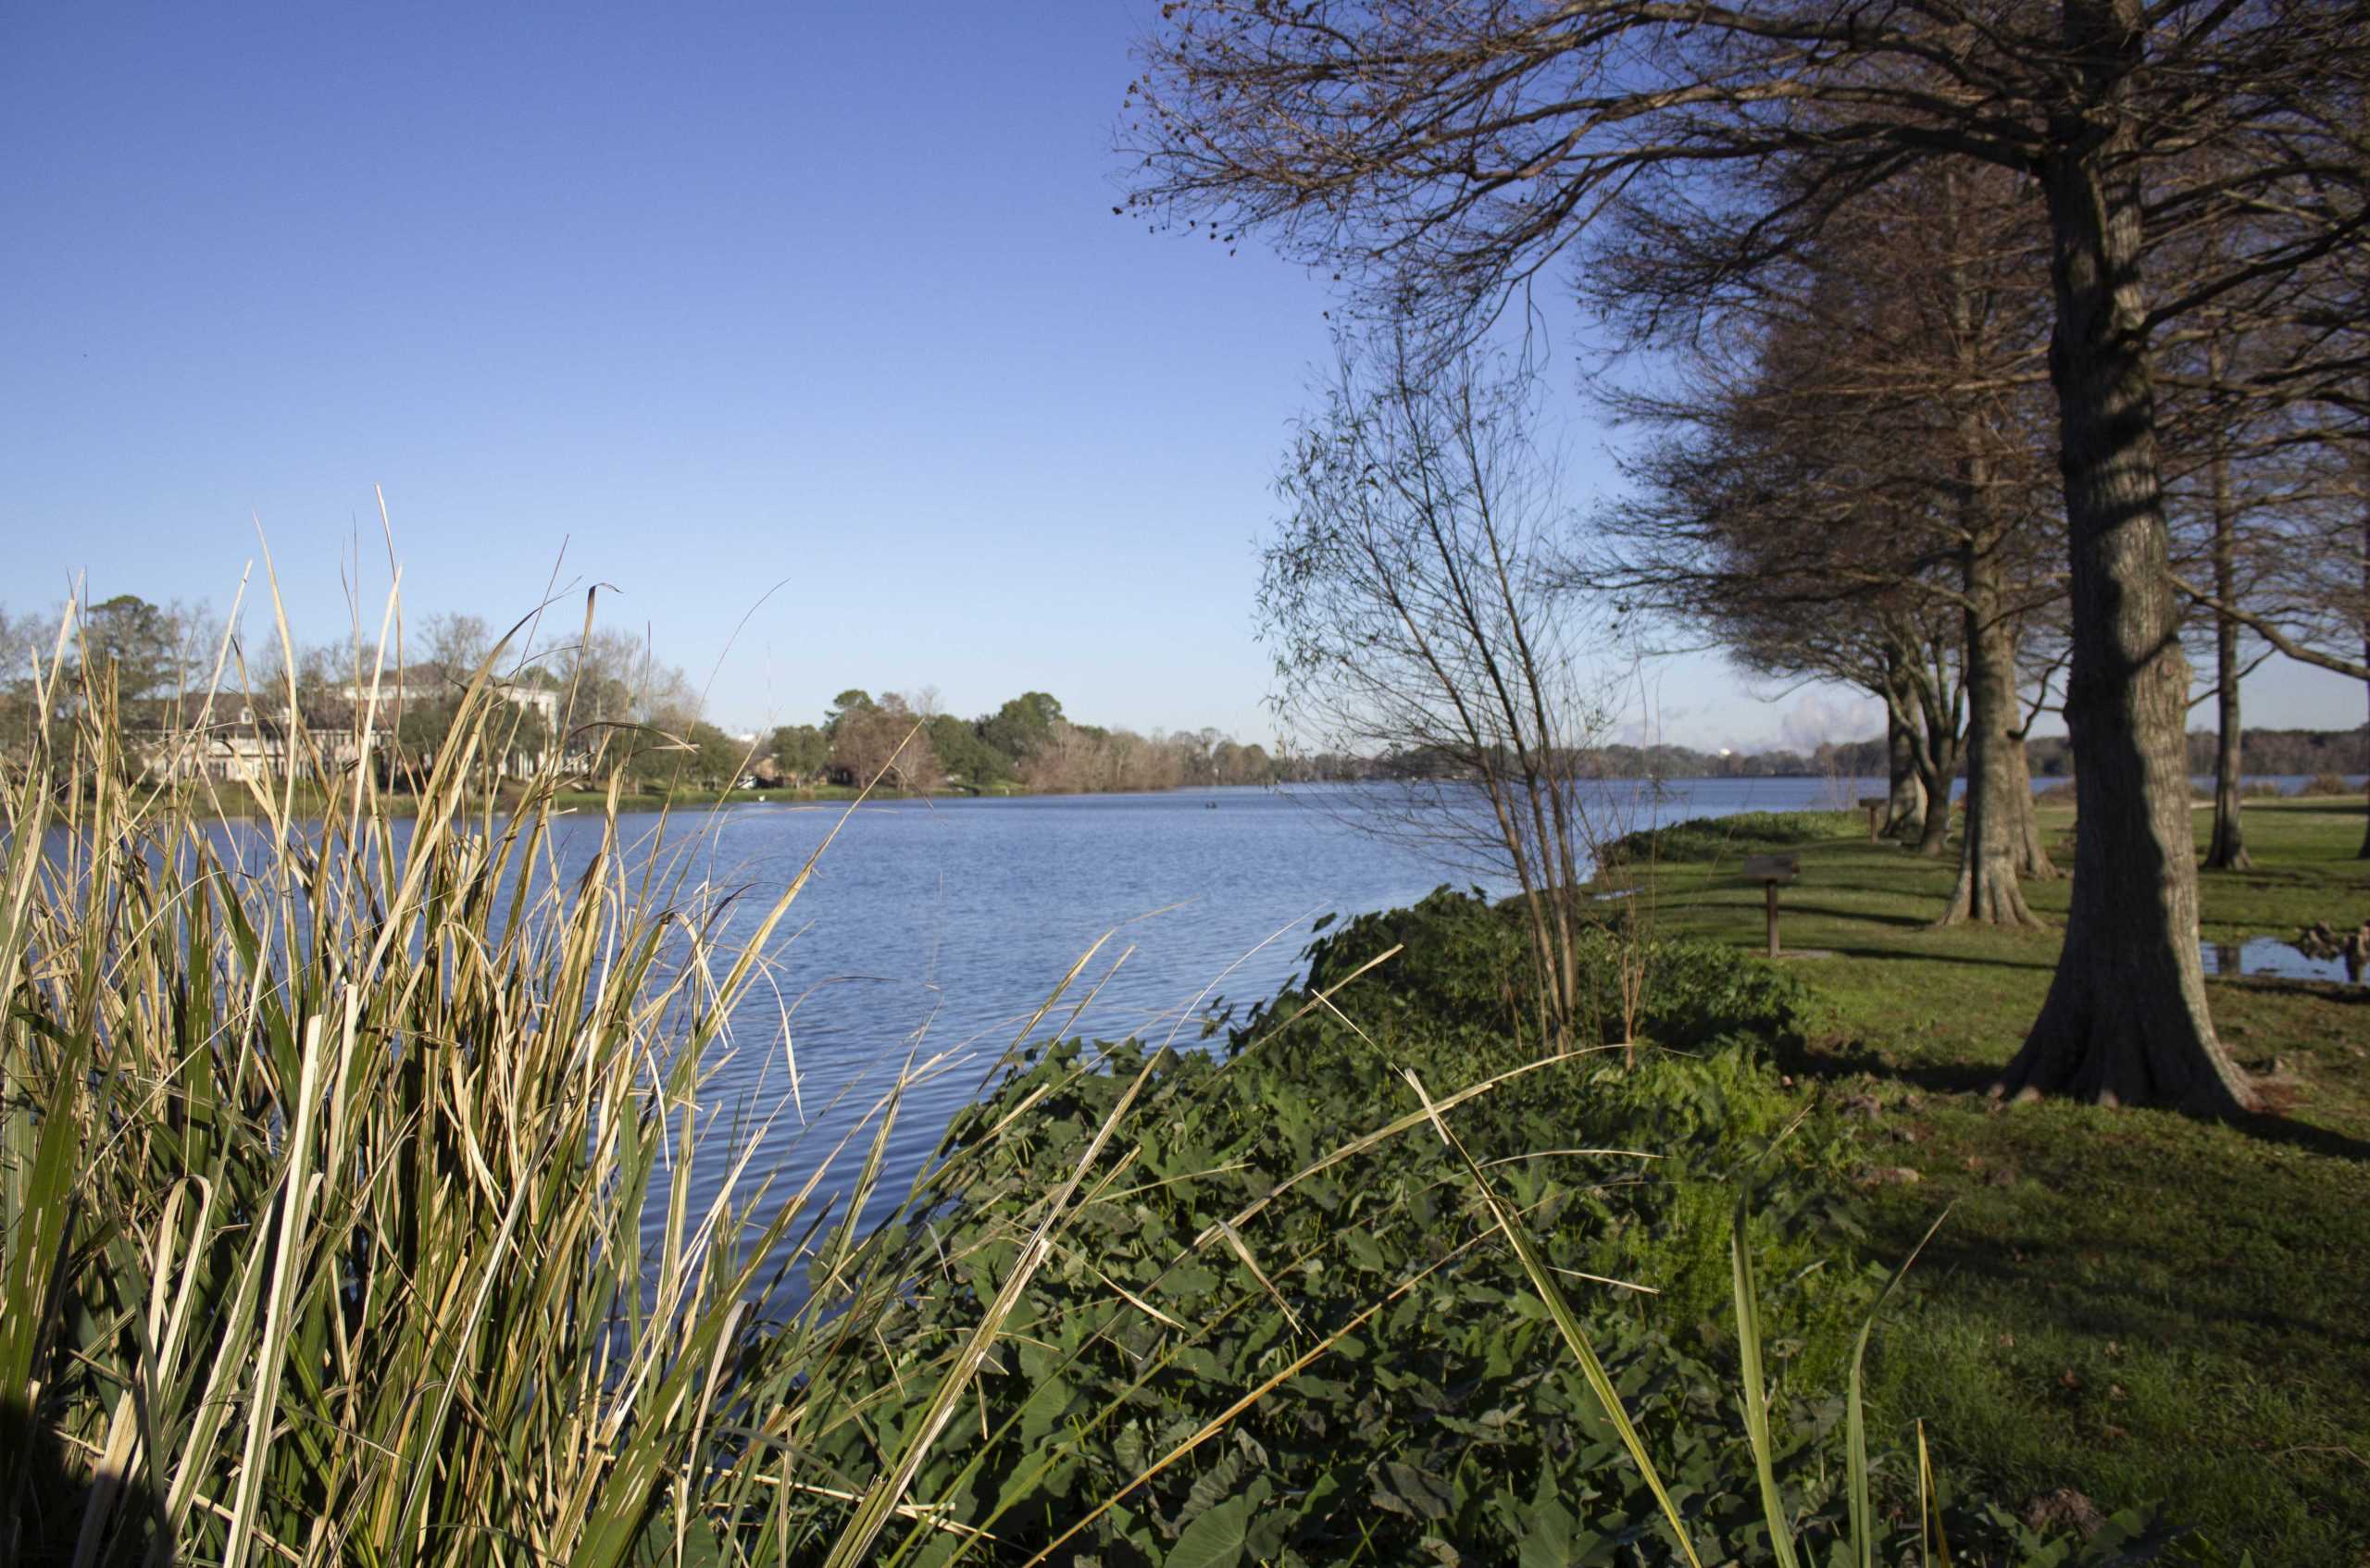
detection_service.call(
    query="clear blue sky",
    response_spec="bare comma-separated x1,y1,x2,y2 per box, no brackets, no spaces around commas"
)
4,4,2358,751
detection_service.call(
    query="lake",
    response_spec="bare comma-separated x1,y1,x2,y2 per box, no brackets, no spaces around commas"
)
616,775,1877,1243
624,772,2362,1245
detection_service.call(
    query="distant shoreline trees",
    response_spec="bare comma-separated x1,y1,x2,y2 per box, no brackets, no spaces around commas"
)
6,596,2359,801
770,687,1283,795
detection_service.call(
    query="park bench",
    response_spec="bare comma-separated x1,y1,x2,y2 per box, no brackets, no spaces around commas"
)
1744,852,1800,957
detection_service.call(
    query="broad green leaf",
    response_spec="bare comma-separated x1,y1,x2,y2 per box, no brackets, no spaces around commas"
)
1166,1491,1250,1568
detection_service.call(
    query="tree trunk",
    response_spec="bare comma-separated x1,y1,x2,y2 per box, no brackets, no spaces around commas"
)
1888,724,1927,840
2007,724,2060,880
1900,675,1959,857
1936,174,2037,927
2204,331,2252,870
1996,5,2259,1114
1941,536,2041,926
1884,647,1927,840
1880,629,1961,866
2206,623,2251,869
2359,678,2369,862
1914,750,1954,856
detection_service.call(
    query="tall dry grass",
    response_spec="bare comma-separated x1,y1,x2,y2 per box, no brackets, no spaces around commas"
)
0,587,1104,1564
3,588,1955,1566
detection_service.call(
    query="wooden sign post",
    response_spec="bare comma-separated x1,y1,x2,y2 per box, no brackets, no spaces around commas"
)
1743,853,1800,958
1857,795,1889,841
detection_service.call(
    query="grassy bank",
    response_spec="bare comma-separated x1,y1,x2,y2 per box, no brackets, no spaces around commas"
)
1626,798,2370,1562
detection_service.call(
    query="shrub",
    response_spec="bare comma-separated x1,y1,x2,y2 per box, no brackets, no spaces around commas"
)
1600,810,1859,866
2295,770,2359,797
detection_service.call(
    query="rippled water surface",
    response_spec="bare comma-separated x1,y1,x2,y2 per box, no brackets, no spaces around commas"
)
103,773,2368,1251
588,778,1881,1237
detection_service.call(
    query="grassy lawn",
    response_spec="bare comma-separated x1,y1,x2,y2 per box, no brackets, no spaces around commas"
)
1634,799,2370,1563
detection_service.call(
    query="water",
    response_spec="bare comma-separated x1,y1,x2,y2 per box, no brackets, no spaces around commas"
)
104,771,2365,1263
607,776,1876,1241
2200,937,2364,986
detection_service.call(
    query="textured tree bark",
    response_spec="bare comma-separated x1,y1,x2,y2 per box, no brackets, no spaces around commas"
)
1996,0,2260,1114
1888,726,1927,840
1941,536,2041,926
1884,647,1928,840
2359,493,2368,860
1899,668,1959,856
1938,192,2039,927
2007,724,2060,880
2206,624,2251,869
1913,753,1955,855
2204,333,2252,871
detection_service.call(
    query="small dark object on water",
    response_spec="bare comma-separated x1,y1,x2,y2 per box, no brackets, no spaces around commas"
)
2291,920,2370,984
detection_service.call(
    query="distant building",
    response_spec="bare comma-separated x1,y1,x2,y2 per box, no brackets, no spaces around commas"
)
122,666,563,785
330,667,560,728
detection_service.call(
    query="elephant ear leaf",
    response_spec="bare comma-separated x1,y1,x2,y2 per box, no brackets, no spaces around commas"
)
1519,1488,1579,1568
1166,1492,1250,1568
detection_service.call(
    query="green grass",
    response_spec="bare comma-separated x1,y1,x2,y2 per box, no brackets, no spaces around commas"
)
1626,798,2370,1563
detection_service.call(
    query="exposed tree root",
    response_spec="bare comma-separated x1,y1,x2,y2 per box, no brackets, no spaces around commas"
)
2204,811,2252,872
1994,971,2263,1116
1935,856,2045,928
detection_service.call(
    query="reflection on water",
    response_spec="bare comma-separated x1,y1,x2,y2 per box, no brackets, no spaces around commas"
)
2201,937,2363,986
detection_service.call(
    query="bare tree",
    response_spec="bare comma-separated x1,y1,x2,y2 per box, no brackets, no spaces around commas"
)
417,612,495,680
2159,387,2370,856
1131,0,2368,1112
1261,339,1628,1049
830,691,938,793
2158,318,2302,872
0,605,54,757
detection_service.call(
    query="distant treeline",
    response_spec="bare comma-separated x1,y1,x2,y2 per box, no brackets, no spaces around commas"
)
768,690,1282,794
2029,728,2364,778
1286,741,1872,781
1287,728,2368,785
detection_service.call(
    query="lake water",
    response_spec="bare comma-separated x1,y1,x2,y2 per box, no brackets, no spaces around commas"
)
119,770,2363,1254
617,776,1881,1241
580,773,2366,1242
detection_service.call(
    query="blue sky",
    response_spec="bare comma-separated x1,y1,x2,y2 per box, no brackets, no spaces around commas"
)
4,4,2359,750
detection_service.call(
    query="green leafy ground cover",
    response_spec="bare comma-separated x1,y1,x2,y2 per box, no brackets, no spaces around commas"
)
815,893,2169,1566
1631,799,2370,1563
